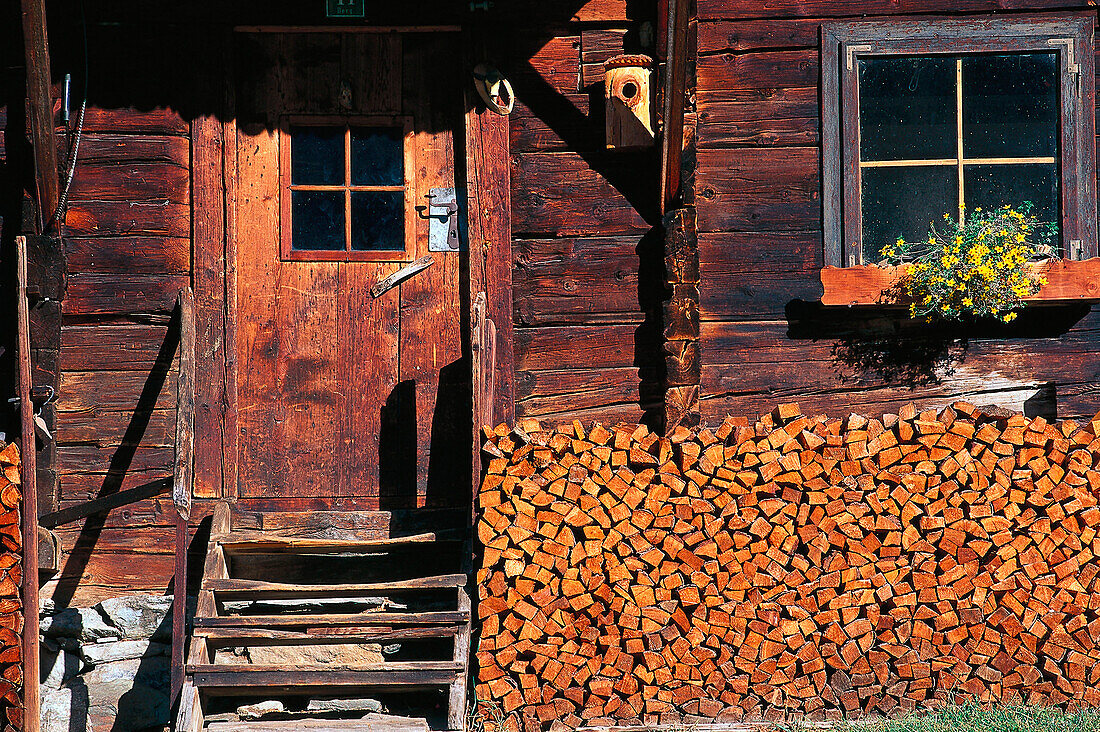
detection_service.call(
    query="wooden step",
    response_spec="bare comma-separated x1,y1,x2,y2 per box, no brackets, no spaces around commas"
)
206,714,431,732
188,663,464,694
204,574,466,599
219,532,440,554
194,611,470,629
196,626,459,645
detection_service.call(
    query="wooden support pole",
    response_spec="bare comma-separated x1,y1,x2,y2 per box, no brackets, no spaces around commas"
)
172,288,196,708
659,0,691,213
20,0,59,231
16,236,41,732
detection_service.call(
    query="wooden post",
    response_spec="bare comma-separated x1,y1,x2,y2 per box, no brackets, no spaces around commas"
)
16,236,41,732
20,0,59,231
172,289,196,707
659,0,691,213
662,210,700,432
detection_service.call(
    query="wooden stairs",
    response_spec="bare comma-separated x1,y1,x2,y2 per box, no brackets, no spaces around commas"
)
177,502,472,732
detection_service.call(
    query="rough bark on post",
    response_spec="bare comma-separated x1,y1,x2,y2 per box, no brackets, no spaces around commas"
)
662,208,699,432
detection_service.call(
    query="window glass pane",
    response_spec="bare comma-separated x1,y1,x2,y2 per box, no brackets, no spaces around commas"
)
351,127,404,186
291,190,345,250
861,166,957,262
963,53,1058,159
351,191,404,250
859,57,956,161
290,127,344,185
964,163,1059,236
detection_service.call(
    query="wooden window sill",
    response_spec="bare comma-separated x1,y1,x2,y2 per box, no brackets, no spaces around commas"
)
820,258,1100,306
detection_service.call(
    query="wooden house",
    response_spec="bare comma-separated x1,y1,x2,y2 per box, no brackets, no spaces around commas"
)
3,0,1100,729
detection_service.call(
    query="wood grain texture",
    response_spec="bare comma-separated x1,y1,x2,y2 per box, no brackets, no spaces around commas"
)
511,152,655,236
515,325,660,371
513,237,645,325
696,0,1092,20
695,146,821,233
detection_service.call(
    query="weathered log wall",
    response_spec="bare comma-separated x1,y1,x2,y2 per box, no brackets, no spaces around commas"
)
693,0,1100,422
505,3,665,427
0,444,25,732
476,404,1100,727
44,13,193,605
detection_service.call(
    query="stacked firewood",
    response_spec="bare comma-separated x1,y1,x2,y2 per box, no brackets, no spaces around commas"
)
0,443,22,732
475,403,1100,729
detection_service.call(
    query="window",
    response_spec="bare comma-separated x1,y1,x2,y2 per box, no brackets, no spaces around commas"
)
822,15,1096,267
279,117,414,261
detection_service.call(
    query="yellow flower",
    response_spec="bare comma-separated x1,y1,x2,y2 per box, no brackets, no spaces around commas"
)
1004,312,1018,322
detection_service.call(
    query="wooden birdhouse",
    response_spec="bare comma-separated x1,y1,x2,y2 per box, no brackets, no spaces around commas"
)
604,54,655,150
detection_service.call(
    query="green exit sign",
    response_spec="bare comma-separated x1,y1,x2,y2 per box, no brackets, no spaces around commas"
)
326,0,365,17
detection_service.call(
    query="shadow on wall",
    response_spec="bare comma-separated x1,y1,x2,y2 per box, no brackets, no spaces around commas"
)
39,593,185,732
784,300,1091,419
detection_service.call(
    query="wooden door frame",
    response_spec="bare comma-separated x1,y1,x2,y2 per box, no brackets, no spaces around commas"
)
191,25,514,506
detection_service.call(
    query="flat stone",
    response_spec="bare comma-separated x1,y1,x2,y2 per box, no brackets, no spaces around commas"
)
306,697,384,714
41,685,95,732
40,607,120,642
81,640,169,666
40,641,83,688
80,656,172,695
94,594,175,642
237,700,285,719
58,659,171,732
247,643,384,667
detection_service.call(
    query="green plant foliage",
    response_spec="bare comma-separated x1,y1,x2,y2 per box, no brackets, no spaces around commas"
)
880,204,1056,323
795,701,1100,732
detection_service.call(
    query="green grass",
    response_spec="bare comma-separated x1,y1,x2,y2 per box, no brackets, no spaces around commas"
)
777,701,1100,732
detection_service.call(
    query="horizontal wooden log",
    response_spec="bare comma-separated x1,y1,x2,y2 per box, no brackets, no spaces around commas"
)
63,273,190,316
76,133,190,165
64,201,190,237
59,370,176,412
515,367,659,416
515,325,660,371
697,18,822,52
54,407,175,448
60,324,173,371
194,611,470,628
67,161,190,204
697,87,819,148
696,146,820,233
696,0,1092,20
511,152,656,236
65,237,190,275
78,106,189,135
57,444,174,475
513,237,647,325
697,50,818,94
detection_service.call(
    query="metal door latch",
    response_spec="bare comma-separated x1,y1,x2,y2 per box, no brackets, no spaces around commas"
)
427,188,464,252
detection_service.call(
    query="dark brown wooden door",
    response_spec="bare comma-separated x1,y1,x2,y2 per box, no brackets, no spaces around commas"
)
232,31,468,509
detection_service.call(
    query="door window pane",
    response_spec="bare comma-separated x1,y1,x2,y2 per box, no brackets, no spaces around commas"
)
862,166,957,261
351,127,404,186
291,190,345,250
291,127,344,185
351,192,404,250
963,54,1058,159
859,57,956,161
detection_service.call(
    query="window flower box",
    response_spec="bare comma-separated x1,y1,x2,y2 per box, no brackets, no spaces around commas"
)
820,258,1100,307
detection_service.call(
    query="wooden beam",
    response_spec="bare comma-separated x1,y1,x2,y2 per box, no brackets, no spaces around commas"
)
20,0,59,231
172,287,195,707
37,477,172,529
659,0,691,213
16,237,41,732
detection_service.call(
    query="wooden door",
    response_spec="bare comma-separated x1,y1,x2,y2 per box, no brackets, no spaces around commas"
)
232,31,468,509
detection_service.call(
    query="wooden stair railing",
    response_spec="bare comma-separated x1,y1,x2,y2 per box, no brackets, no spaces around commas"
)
177,502,472,732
